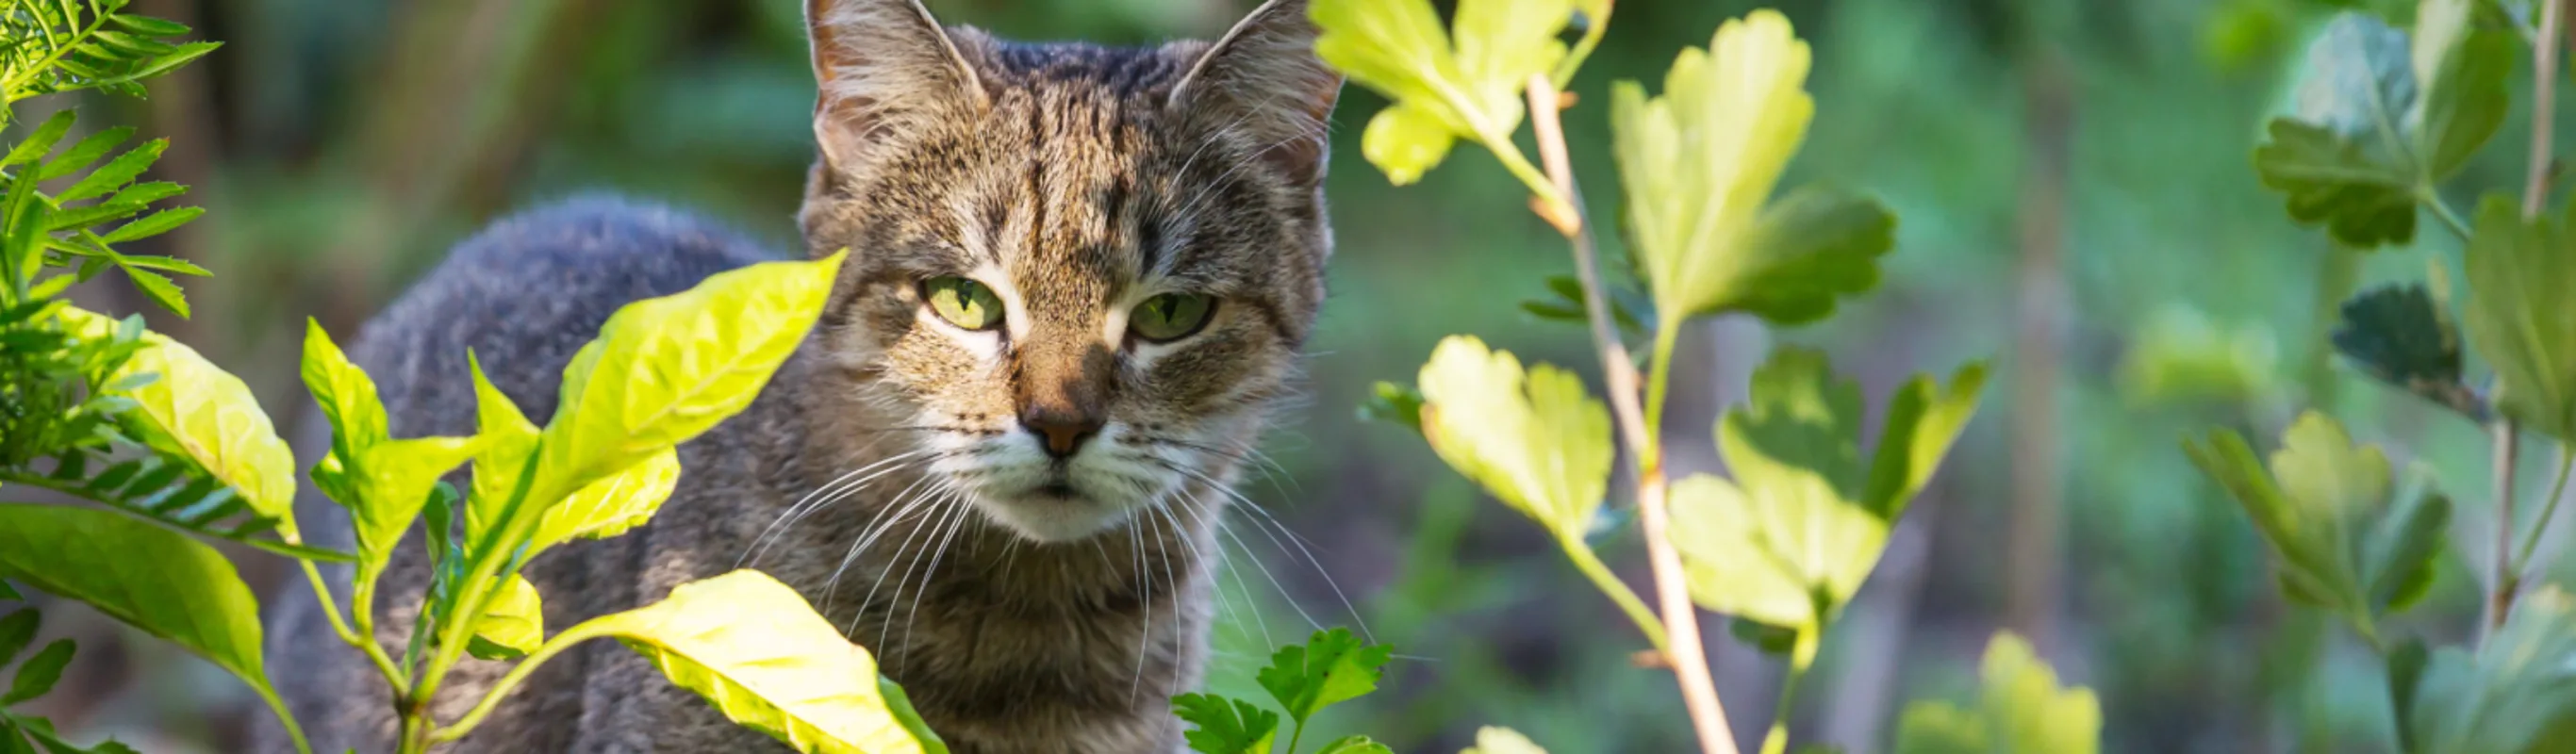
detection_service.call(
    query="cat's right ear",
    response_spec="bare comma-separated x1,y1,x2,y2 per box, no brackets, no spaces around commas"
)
805,0,987,173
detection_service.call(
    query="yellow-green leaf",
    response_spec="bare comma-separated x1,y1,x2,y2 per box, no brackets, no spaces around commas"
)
465,350,539,545
1893,631,2100,754
56,306,297,537
2182,412,2452,629
584,569,945,754
2462,194,2576,444
0,504,275,706
350,435,486,582
467,574,542,661
1311,0,1578,183
535,253,845,503
533,447,680,550
1414,336,1611,542
1667,348,1982,634
1462,727,1548,754
301,319,388,463
1610,11,1894,327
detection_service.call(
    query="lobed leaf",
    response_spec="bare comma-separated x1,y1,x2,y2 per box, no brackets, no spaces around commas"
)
1310,0,1580,183
2181,412,2450,632
1254,627,1393,728
1172,694,1280,754
1413,336,1611,542
587,569,945,754
2461,194,2576,444
2252,11,2509,248
1891,632,2099,754
2333,284,2476,417
1610,11,1893,327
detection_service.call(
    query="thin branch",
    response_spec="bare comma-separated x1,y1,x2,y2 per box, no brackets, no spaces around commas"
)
2490,0,2562,646
1527,73,1741,754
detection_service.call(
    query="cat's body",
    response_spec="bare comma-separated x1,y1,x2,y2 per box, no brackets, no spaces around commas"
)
262,1,1341,751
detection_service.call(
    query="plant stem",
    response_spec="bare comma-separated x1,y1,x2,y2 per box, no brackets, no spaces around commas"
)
1527,73,1742,754
2516,445,2576,579
2422,191,2474,242
252,681,315,754
2486,421,2522,646
300,558,407,690
429,618,614,744
1759,627,1820,754
2491,0,2562,646
1562,534,1672,652
1644,324,1681,438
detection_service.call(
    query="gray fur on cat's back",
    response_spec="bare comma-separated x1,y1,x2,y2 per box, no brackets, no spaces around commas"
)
261,196,806,752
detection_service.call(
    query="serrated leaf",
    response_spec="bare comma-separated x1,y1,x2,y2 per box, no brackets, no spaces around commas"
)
1414,336,1610,542
119,41,216,82
36,127,132,182
0,504,272,708
1311,0,1578,182
1255,627,1392,727
533,253,843,506
1461,727,1548,754
121,267,185,319
98,205,201,244
466,575,542,661
1891,632,2099,754
2408,587,2576,753
1,111,75,169
1668,348,1984,632
2333,285,2476,416
2253,12,2510,248
2182,412,2450,634
107,14,190,36
54,306,296,537
55,139,160,203
2,640,70,705
1610,12,1894,327
586,569,945,754
2461,194,2576,444
1172,693,1279,754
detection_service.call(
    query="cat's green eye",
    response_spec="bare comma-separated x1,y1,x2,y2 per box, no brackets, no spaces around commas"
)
922,276,1003,331
1130,292,1215,343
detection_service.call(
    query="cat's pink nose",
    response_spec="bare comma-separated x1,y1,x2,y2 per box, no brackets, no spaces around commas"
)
1021,412,1102,458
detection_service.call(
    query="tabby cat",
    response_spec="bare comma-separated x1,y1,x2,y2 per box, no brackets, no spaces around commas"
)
264,0,1342,750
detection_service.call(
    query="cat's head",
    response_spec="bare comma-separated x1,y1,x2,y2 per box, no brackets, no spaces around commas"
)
795,0,1339,543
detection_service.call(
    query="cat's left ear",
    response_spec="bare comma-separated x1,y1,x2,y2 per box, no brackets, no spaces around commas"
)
1170,0,1343,189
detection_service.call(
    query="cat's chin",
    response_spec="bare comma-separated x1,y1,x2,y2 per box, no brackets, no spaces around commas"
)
966,484,1140,543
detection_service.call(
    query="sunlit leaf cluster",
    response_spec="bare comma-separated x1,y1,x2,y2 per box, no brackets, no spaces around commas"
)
1174,628,1395,754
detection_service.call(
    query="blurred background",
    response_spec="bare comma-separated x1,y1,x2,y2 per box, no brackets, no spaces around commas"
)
4,0,2551,751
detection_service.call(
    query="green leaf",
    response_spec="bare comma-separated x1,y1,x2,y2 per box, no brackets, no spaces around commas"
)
58,139,163,203
2387,636,2429,754
0,582,14,601
1358,103,1454,187
98,205,202,244
2,641,70,705
119,41,217,83
1668,348,1984,633
1172,693,1279,754
1891,632,2099,754
1314,735,1393,754
0,111,74,169
1461,727,1548,754
121,267,185,319
36,127,132,182
2408,586,2576,753
464,350,538,545
1255,627,1392,728
55,307,297,537
0,610,35,666
2181,412,2451,632
1414,336,1611,542
108,14,190,36
2462,194,2576,444
2333,285,2478,417
301,320,388,464
0,504,271,706
2252,12,2509,248
1610,12,1894,326
1311,0,1577,182
466,574,542,661
1357,381,1425,434
534,252,844,503
532,447,679,550
585,569,946,754
349,435,486,579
